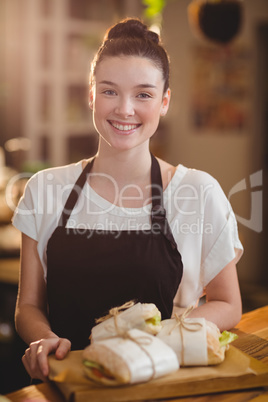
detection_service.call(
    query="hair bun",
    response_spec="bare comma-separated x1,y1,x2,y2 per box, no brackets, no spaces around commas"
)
106,18,159,44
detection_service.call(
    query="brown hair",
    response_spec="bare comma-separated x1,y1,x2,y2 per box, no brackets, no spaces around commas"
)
90,18,170,93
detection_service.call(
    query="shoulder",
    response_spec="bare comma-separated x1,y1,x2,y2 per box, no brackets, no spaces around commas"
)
25,160,84,191
158,157,220,188
176,165,225,197
167,164,230,213
180,166,219,187
167,162,222,194
156,157,227,204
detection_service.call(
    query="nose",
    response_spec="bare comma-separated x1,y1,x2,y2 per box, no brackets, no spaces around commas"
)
115,96,135,117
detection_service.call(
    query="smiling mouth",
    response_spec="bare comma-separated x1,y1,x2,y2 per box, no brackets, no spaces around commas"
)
108,121,141,132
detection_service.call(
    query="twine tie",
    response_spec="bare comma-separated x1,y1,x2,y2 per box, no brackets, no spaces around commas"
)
95,300,156,380
170,306,203,366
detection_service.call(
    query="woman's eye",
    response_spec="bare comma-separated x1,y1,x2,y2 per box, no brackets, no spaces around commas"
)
103,90,116,96
137,93,152,99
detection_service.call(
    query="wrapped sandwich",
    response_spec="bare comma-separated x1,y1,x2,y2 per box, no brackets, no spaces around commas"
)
90,301,162,342
156,313,238,366
82,328,179,386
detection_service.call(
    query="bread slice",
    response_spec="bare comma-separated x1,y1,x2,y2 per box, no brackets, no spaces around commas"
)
82,343,130,386
206,321,226,365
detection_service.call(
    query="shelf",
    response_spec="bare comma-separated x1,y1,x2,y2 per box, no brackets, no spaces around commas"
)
22,0,141,167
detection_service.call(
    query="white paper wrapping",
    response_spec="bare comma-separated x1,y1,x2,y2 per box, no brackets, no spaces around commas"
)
96,328,179,383
156,318,208,366
91,303,155,342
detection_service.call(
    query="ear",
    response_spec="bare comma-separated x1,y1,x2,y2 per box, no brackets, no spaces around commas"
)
160,88,171,117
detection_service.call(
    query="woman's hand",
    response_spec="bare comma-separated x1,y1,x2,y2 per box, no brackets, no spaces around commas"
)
22,337,71,382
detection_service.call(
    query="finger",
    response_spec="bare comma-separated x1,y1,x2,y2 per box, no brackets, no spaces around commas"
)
27,342,39,373
36,338,60,377
36,350,49,378
22,353,32,377
55,338,71,360
22,353,48,382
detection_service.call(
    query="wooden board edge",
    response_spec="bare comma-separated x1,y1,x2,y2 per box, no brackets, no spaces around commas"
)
66,372,268,402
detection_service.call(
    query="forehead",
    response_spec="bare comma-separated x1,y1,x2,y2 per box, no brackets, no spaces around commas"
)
95,56,164,86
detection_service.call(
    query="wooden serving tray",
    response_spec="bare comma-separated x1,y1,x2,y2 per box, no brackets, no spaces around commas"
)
48,345,268,402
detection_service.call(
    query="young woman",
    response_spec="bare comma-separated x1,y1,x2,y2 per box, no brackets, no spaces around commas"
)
12,18,243,382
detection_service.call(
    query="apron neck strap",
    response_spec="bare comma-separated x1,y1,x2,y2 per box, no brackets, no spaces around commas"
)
59,158,95,227
150,155,177,249
150,154,167,226
150,153,164,208
59,154,164,227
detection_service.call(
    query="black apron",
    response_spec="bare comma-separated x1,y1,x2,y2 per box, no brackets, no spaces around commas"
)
47,154,183,350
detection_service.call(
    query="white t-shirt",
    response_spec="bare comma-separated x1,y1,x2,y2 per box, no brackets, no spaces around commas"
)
12,160,243,308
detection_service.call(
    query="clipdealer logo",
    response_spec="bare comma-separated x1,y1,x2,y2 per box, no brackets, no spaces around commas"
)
5,169,263,233
228,170,263,233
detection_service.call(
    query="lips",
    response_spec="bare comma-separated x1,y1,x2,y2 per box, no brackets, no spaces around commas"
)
108,120,141,132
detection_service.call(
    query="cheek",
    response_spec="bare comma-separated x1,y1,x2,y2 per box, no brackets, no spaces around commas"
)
94,98,110,117
143,105,162,134
139,102,162,118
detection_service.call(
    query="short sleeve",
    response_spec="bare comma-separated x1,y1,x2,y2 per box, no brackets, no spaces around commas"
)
12,174,39,241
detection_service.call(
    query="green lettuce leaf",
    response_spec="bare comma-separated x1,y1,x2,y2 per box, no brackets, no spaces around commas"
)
146,314,161,326
219,330,238,347
83,360,103,370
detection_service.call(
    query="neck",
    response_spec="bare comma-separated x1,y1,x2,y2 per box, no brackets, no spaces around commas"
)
92,144,152,187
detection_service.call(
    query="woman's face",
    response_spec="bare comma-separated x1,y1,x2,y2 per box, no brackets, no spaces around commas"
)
90,56,170,152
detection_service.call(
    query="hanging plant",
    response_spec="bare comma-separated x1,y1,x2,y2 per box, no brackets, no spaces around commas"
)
188,0,243,45
142,0,166,21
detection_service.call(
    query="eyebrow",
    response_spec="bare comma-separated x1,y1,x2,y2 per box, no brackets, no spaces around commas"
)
99,80,157,89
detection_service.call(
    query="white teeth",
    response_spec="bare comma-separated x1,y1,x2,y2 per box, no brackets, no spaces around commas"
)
111,122,138,131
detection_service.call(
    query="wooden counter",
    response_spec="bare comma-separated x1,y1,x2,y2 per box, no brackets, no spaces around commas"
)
5,306,268,402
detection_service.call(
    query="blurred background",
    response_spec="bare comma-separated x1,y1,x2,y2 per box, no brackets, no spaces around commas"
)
0,0,267,394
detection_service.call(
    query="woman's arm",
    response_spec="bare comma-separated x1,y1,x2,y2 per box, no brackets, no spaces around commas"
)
15,233,71,381
188,259,242,331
